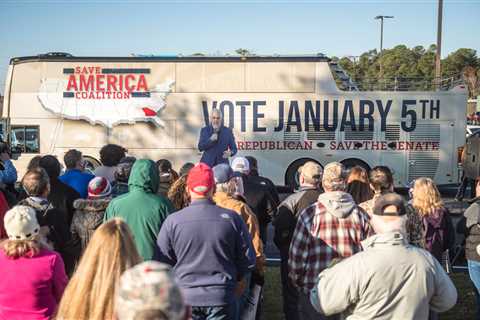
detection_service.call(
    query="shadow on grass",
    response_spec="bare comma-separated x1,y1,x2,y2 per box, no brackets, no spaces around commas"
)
263,268,476,320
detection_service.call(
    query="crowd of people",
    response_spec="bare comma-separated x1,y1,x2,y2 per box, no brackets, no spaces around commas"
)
0,137,478,319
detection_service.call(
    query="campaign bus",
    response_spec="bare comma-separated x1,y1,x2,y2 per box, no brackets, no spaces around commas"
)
1,53,468,188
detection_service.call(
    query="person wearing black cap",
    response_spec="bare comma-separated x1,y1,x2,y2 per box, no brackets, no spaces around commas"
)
309,193,457,320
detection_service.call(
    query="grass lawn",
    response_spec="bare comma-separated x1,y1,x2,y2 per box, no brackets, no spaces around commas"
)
262,267,477,320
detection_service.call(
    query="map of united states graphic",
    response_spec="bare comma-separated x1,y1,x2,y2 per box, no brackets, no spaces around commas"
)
37,69,174,128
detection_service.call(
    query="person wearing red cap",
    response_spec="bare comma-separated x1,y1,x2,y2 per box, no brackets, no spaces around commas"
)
157,163,256,320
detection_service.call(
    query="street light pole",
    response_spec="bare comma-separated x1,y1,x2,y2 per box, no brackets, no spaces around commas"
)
375,15,394,83
435,0,443,90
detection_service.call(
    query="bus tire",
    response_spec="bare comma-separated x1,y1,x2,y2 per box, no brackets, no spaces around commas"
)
340,158,371,172
83,156,101,174
285,158,322,191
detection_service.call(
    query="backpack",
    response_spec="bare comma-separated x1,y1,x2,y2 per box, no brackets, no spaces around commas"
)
422,207,455,262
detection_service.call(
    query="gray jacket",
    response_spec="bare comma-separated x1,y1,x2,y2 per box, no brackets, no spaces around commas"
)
310,232,457,320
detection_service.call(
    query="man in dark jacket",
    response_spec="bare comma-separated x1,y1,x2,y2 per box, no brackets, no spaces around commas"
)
157,163,255,319
232,156,276,245
246,156,280,206
39,155,81,226
198,108,237,167
18,167,78,275
273,161,323,320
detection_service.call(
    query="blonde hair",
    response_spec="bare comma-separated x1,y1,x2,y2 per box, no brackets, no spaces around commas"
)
56,219,142,320
412,177,444,216
1,236,43,259
167,175,190,210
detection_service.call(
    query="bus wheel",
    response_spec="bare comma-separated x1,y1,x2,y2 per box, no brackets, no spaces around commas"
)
340,158,371,172
285,158,322,191
83,156,101,174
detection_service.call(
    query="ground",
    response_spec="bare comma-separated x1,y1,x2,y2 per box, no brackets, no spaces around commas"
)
262,268,476,320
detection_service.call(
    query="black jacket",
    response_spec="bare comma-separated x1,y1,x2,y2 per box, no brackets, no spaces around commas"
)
460,199,480,262
18,197,79,275
248,171,280,207
242,175,276,227
273,186,323,250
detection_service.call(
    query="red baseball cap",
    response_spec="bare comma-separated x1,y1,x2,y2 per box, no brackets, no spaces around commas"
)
187,163,215,196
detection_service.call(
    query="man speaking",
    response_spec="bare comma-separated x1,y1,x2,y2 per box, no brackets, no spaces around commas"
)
198,109,237,167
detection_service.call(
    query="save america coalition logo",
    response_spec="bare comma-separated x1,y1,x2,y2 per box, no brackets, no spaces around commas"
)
38,66,174,127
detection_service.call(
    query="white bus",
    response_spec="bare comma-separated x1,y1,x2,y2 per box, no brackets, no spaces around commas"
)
1,53,468,188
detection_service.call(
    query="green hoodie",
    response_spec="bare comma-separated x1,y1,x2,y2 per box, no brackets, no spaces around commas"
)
104,159,173,260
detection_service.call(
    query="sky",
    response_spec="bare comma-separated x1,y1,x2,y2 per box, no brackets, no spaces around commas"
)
0,0,479,94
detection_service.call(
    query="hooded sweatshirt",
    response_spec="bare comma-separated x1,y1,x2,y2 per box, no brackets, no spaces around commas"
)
104,159,174,260
288,191,372,292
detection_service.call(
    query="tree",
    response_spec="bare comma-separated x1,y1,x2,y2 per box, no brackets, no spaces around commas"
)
235,48,255,56
337,45,479,94
442,48,478,78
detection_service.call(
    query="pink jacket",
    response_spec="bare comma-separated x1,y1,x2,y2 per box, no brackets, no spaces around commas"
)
0,248,68,320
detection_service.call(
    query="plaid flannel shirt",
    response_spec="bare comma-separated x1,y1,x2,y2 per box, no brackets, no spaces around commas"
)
288,199,373,293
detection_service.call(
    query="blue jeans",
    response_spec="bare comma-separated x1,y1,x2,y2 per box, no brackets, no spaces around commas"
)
191,304,235,320
235,272,252,320
468,260,480,319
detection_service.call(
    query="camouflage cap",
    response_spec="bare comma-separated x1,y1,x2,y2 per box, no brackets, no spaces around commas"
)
115,261,186,320
322,162,347,191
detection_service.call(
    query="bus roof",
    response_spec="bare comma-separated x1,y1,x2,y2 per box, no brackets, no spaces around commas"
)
10,52,331,65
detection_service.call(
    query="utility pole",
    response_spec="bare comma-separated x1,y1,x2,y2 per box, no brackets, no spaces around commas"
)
435,0,443,90
375,15,394,87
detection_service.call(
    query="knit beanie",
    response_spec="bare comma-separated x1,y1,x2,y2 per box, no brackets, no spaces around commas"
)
115,261,186,320
88,177,112,199
4,206,40,241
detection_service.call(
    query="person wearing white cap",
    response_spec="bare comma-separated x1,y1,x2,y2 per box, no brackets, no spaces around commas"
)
231,156,276,244
0,206,68,320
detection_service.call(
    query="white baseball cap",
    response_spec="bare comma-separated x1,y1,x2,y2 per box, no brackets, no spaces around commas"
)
231,157,250,174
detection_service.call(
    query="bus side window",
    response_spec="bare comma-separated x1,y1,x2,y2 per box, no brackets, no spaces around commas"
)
10,125,40,153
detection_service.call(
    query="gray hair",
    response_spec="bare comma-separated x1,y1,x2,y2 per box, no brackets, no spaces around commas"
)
211,108,223,120
215,181,235,195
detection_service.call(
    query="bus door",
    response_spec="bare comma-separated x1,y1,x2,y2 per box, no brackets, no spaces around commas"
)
406,121,454,185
